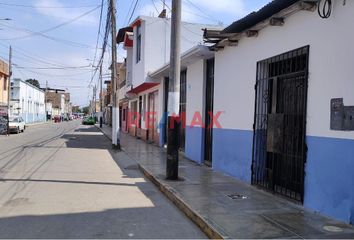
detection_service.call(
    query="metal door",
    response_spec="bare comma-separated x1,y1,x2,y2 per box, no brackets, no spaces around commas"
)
252,46,309,202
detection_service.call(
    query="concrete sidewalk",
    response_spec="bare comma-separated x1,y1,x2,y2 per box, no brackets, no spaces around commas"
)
98,124,354,239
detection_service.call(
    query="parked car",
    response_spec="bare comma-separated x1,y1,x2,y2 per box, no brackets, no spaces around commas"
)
53,115,61,123
82,116,95,125
9,117,26,134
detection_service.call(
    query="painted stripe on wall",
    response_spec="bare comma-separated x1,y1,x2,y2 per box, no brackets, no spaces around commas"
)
185,126,204,164
212,128,253,183
304,136,354,224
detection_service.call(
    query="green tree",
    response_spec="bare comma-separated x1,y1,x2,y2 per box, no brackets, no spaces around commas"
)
25,79,41,88
82,106,90,115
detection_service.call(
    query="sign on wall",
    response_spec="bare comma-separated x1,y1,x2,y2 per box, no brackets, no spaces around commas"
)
0,106,8,134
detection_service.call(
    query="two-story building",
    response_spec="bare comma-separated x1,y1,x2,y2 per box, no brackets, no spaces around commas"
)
10,78,45,124
117,15,221,145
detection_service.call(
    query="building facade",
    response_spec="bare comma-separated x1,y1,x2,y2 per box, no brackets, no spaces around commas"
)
200,0,354,224
45,90,71,119
117,15,221,145
10,79,45,124
0,59,9,115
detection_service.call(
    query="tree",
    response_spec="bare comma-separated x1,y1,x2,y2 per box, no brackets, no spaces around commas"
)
25,79,40,88
82,106,90,115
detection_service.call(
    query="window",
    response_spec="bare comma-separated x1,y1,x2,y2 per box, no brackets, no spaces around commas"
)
3,77,7,91
136,24,142,63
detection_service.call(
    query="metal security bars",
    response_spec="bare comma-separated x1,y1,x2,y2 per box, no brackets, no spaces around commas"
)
252,46,309,202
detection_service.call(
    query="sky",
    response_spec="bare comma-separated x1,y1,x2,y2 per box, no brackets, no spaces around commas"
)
0,0,270,107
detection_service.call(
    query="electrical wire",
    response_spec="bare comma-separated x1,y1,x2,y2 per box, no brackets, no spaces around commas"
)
183,0,221,24
0,23,96,48
92,0,105,67
127,0,140,25
0,2,100,9
318,0,332,18
0,5,101,42
124,0,136,25
15,65,91,70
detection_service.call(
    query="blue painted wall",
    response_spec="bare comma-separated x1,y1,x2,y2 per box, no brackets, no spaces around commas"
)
212,128,253,183
185,126,204,164
22,113,46,124
304,136,354,224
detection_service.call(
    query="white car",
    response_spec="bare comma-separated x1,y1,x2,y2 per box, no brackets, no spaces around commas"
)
9,117,26,134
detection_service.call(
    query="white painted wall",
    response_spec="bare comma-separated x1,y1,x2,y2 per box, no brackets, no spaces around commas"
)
130,16,220,88
186,59,205,125
10,79,45,120
126,48,133,87
214,1,354,140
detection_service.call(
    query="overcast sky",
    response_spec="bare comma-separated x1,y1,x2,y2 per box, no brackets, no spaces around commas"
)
0,0,269,107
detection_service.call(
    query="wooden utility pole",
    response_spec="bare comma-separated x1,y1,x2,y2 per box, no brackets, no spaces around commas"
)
110,0,120,149
7,46,12,136
166,0,181,180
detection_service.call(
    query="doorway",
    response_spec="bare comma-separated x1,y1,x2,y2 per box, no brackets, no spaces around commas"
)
204,58,215,166
252,46,309,202
179,70,187,151
148,90,159,143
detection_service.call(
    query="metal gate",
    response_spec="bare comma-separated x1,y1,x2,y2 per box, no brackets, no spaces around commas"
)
252,46,309,202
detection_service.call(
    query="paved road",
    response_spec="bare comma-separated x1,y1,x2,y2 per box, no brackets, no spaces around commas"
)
0,121,205,239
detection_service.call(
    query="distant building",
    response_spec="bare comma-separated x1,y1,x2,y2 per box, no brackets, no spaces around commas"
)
0,59,9,117
45,90,71,119
10,78,45,124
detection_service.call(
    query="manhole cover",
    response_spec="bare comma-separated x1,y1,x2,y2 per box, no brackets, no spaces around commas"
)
323,225,343,232
227,194,249,200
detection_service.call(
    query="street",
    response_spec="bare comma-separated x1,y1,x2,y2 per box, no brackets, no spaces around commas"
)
0,121,205,239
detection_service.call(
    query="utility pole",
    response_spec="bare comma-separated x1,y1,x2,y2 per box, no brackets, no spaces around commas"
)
110,0,120,149
45,81,48,121
7,46,12,136
166,0,181,180
94,85,97,117
99,64,103,128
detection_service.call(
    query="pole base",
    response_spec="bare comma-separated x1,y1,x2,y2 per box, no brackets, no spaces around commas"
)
112,143,121,151
166,116,180,180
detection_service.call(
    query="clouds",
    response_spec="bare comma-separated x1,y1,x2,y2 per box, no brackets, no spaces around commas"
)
34,0,99,26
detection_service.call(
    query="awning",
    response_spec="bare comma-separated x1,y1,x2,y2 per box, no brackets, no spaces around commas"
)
127,83,159,95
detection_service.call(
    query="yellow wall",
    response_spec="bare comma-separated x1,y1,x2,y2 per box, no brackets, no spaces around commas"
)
0,59,9,106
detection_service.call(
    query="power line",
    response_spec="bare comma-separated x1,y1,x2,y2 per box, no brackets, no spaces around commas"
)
0,42,86,68
0,2,100,9
183,0,221,24
0,22,96,48
0,5,101,42
124,0,136,25
92,0,105,67
88,3,112,87
128,0,139,24
15,65,91,70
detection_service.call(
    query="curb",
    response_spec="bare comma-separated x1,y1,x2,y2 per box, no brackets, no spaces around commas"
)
138,164,227,239
96,125,227,239
27,121,52,128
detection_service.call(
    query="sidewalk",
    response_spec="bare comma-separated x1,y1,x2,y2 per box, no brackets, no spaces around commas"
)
98,124,354,239
26,120,52,127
